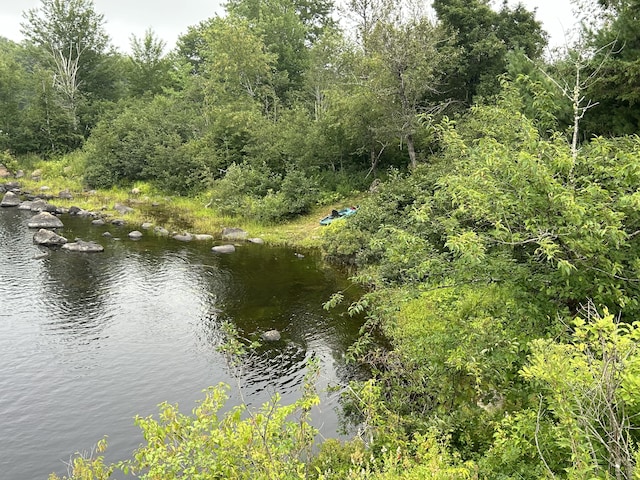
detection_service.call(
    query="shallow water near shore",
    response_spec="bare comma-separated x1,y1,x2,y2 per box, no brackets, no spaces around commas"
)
0,206,364,479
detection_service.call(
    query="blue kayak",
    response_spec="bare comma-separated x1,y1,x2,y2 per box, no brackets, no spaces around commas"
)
319,207,358,226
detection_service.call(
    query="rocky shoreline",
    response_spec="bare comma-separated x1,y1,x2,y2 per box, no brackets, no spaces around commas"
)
0,182,264,253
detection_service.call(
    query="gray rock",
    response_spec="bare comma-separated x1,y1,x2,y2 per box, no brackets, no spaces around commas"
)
58,189,73,200
211,244,235,254
154,226,169,236
30,199,57,213
1,191,20,207
27,212,64,229
193,234,214,241
111,219,126,226
248,237,264,244
31,169,42,180
173,233,193,242
32,251,49,260
33,228,67,246
39,185,50,192
141,222,153,229
128,230,143,239
61,240,104,253
92,219,106,226
261,330,281,342
114,203,135,215
221,227,248,241
18,201,33,210
102,231,113,238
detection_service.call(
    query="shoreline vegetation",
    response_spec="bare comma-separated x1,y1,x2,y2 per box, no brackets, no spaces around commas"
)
4,158,359,251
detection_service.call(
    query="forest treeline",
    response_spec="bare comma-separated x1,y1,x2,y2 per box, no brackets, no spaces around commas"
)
4,0,639,478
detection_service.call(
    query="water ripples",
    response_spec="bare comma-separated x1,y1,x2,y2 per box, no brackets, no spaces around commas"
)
0,206,364,479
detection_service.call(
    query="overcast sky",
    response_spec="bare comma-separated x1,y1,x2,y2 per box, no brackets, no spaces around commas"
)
0,0,579,54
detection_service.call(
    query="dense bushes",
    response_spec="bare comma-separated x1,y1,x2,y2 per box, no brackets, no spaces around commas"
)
83,96,208,194
320,91,640,476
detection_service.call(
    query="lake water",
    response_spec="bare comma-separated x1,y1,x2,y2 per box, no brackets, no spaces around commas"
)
0,206,363,479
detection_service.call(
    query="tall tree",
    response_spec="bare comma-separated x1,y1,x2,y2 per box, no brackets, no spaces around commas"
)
21,0,111,131
225,0,329,97
127,29,172,97
580,0,640,136
365,17,455,169
433,0,546,104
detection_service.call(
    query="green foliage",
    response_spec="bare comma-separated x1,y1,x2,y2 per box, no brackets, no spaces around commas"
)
520,305,640,479
432,0,546,103
83,96,206,193
126,29,173,97
48,437,113,480
126,383,319,479
207,163,320,223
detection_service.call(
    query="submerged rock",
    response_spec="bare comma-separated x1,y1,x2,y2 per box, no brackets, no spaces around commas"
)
62,240,104,253
261,330,281,342
211,244,235,254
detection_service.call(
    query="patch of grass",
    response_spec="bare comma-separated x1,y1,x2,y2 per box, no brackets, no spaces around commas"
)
9,155,367,247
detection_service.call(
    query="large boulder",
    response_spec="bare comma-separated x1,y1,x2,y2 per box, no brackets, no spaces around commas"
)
1,191,20,207
221,227,248,241
27,212,64,229
62,240,104,253
212,244,235,254
33,229,68,246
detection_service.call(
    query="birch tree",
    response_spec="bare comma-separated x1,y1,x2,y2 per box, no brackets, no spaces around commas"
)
21,0,110,130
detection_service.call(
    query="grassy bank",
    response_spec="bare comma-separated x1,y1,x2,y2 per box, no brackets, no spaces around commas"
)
9,157,364,250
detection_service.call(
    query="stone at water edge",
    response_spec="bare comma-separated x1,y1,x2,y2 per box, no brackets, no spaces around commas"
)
211,244,235,254
193,234,214,241
27,212,64,229
128,230,143,239
33,229,68,246
1,191,20,207
221,227,248,241
61,240,104,253
173,233,193,242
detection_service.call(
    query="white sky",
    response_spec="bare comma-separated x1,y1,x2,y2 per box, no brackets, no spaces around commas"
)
0,0,579,54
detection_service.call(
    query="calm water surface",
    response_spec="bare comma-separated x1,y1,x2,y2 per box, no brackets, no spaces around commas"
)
0,206,363,479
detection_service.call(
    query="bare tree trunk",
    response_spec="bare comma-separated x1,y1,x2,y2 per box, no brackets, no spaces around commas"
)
406,132,417,169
